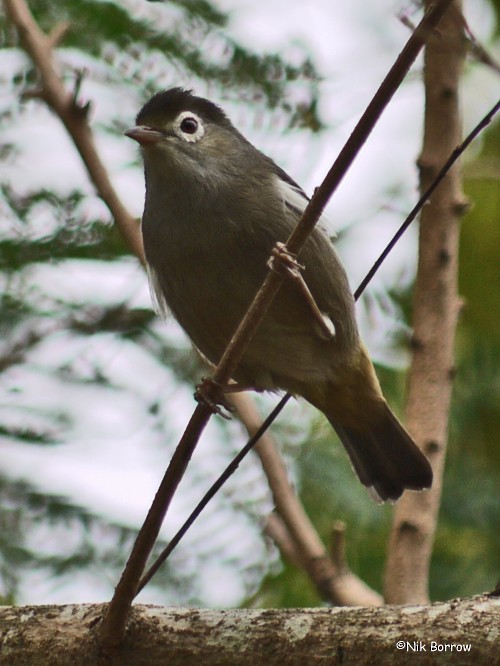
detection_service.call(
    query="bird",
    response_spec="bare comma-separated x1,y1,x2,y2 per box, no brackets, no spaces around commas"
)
125,87,433,502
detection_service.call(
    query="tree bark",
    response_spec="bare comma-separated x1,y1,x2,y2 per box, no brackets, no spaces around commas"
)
384,1,468,604
0,595,497,665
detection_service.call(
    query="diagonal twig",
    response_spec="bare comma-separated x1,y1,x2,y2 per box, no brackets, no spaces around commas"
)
354,97,500,301
98,0,457,646
3,0,145,263
6,0,457,646
133,91,500,594
134,394,295,597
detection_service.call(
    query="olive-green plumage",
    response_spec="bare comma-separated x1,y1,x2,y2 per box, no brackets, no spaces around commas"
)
126,88,432,502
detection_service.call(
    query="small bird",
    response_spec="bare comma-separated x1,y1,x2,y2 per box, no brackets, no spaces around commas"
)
126,88,432,502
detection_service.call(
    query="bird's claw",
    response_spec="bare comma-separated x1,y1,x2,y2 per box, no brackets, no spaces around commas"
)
267,242,304,278
194,377,235,419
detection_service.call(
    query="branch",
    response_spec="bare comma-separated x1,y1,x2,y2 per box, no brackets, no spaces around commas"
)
3,0,145,263
0,596,498,665
384,0,467,604
133,394,293,596
5,0,457,645
462,12,500,73
120,0,456,620
330,521,349,574
355,98,500,301
264,512,304,568
90,0,456,645
230,393,383,606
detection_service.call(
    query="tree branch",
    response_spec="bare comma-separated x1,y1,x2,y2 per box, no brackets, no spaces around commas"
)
230,393,383,606
133,394,293,596
5,0,458,646
0,595,498,665
3,0,145,263
102,2,455,643
384,0,467,604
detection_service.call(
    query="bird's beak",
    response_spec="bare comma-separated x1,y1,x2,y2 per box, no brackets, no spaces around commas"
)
124,125,164,145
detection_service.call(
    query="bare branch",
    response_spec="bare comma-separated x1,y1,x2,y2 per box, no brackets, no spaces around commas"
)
5,0,461,644
1,596,498,665
3,0,145,263
264,512,304,568
399,5,500,74
133,394,293,596
384,0,467,604
355,99,500,301
231,393,383,606
100,0,455,643
330,521,348,575
462,13,500,74
47,21,71,49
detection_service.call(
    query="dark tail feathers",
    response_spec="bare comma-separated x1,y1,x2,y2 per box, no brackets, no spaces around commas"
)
329,404,433,503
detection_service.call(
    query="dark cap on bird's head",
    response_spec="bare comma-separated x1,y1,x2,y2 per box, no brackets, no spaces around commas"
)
135,87,233,129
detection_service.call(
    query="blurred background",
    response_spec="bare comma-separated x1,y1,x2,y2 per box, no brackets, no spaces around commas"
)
0,0,499,607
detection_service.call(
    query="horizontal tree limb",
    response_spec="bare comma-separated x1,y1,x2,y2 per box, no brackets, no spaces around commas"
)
0,595,497,665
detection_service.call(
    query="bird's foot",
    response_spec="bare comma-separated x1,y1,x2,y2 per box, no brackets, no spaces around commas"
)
267,241,305,279
194,377,254,419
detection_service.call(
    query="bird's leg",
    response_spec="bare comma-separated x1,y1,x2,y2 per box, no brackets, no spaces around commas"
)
194,377,257,419
267,242,336,340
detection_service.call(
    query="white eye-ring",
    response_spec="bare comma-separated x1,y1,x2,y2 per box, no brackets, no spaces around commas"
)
174,111,205,143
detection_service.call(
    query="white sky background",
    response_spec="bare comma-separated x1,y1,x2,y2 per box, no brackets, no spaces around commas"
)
0,0,499,606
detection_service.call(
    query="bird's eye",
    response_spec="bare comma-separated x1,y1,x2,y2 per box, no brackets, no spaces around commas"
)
174,111,205,143
180,116,199,134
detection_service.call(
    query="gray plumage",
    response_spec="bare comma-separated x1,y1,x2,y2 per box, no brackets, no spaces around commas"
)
127,88,433,502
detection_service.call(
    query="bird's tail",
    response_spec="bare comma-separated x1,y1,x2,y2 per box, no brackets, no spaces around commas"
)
300,346,433,502
326,403,433,502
